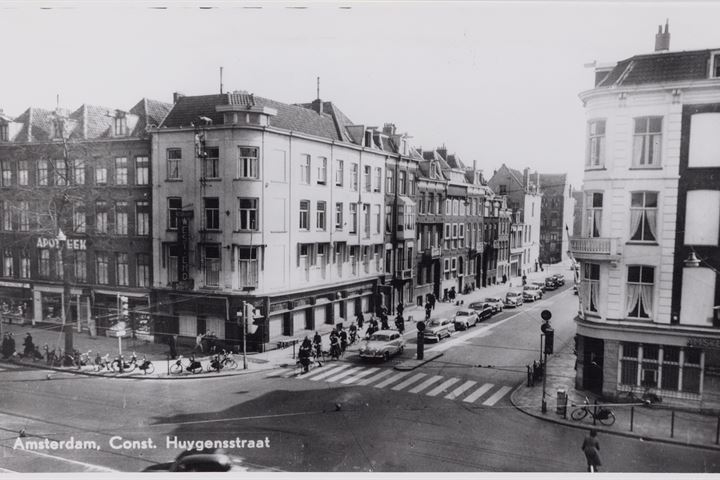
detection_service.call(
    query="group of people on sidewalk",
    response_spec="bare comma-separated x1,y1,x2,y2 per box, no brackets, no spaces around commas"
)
1,332,38,360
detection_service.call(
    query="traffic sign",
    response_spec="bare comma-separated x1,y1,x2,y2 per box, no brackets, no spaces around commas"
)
541,310,552,321
116,330,126,337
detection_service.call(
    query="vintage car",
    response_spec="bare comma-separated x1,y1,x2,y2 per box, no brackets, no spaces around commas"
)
143,449,249,472
504,291,524,307
480,297,504,313
522,285,543,301
552,274,565,286
423,318,454,342
544,276,559,290
531,281,547,293
453,308,479,331
359,330,406,361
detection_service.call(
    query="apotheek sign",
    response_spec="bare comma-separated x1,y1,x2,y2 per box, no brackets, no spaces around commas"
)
36,237,87,251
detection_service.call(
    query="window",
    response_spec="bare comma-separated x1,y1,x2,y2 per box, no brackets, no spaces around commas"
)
55,161,67,186
136,201,150,236
363,203,370,237
38,160,49,186
587,119,606,167
626,265,654,319
237,146,259,179
202,147,220,179
300,154,311,184
115,201,128,235
20,251,30,279
0,123,7,142
73,202,86,233
299,200,310,230
689,113,720,168
498,185,507,195
114,115,127,136
364,165,371,192
684,190,720,246
69,159,84,185
115,157,128,185
620,343,702,394
238,198,258,231
135,156,149,185
166,245,179,284
1,201,11,231
316,201,326,230
136,253,150,287
335,159,344,186
633,117,662,167
374,167,382,192
408,173,415,195
203,198,220,230
453,199,459,215
116,253,129,286
582,263,600,313
386,168,394,194
166,148,181,180
3,249,13,277
202,244,221,287
70,251,85,283
96,201,108,234
399,171,407,195
585,192,603,238
629,192,657,242
18,201,29,231
237,247,258,287
39,249,51,278
316,157,327,184
351,163,359,191
167,197,182,230
95,162,107,185
96,253,109,284
374,204,381,234
18,161,28,186
349,203,357,234
335,203,343,230
1,161,12,186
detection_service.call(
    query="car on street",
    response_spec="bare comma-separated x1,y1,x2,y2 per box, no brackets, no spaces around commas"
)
143,449,249,472
480,297,504,313
423,318,454,342
523,285,543,301
359,330,405,361
544,276,559,290
504,291,524,307
531,281,547,293
453,308,479,330
553,274,565,286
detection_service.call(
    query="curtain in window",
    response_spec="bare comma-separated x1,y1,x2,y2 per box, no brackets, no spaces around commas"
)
645,209,657,240
630,209,643,239
633,137,643,165
590,282,599,312
626,284,641,316
639,284,653,317
593,211,602,237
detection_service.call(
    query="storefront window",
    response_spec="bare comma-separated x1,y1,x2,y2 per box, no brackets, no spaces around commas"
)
41,292,63,323
620,342,703,394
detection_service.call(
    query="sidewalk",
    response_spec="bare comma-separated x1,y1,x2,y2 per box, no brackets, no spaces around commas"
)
511,337,720,451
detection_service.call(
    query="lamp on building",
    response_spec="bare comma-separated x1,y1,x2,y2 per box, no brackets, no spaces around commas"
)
57,228,66,242
684,251,701,268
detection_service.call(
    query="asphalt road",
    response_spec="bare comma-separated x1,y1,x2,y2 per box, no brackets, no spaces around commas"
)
1,285,718,473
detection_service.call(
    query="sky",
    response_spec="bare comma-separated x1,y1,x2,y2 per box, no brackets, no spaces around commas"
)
2,1,720,189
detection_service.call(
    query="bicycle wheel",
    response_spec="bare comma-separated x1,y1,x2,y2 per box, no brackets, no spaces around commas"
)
224,359,238,370
571,407,588,421
170,363,183,375
110,360,121,373
143,362,154,374
599,411,616,426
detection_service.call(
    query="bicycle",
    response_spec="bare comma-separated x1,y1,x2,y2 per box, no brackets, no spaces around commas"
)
571,397,616,426
170,355,203,375
617,386,662,407
207,351,236,373
95,353,112,372
111,354,137,373
137,355,154,374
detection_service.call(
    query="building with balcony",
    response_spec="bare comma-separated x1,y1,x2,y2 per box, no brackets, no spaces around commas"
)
0,99,170,337
539,173,575,265
150,92,389,348
571,24,720,410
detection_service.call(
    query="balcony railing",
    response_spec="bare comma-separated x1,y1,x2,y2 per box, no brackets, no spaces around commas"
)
569,236,620,260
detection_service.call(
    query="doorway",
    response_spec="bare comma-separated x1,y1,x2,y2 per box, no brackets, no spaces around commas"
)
582,337,604,394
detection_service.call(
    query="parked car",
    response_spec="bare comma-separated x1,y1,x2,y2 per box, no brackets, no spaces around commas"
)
480,297,504,313
359,330,406,361
544,276,559,290
453,309,479,331
143,449,248,472
531,281,547,293
553,274,565,286
522,285,543,301
504,291,524,307
423,318,454,342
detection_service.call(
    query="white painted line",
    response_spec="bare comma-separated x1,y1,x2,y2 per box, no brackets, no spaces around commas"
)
355,369,393,386
445,380,476,400
373,371,411,389
20,449,117,472
325,366,364,383
0,467,17,473
341,367,380,385
308,365,351,381
482,385,513,406
462,383,494,403
408,375,444,394
391,373,427,391
426,378,460,397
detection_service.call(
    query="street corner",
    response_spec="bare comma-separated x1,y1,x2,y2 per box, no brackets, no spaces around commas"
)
394,352,444,371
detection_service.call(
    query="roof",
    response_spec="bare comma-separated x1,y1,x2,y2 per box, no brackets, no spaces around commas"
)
161,93,351,142
597,49,718,88
539,173,567,191
129,98,173,135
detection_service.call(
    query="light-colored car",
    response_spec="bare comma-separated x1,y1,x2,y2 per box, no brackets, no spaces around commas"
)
523,285,543,301
453,309,479,331
359,330,406,361
423,318,453,342
481,297,504,313
532,281,547,293
468,302,494,322
505,291,524,307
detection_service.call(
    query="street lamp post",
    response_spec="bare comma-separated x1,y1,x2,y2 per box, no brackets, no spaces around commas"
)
57,229,74,354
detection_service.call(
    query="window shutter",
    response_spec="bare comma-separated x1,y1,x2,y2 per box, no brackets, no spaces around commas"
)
297,244,301,268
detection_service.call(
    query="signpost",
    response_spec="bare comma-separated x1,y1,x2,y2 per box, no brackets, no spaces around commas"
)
540,309,552,413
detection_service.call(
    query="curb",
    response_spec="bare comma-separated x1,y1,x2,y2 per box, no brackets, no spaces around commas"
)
509,382,720,452
394,352,444,371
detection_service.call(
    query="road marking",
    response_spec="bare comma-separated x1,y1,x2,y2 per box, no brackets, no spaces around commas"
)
482,385,512,405
463,383,494,403
308,365,351,381
426,378,459,397
18,449,117,472
355,369,393,386
408,375,444,394
341,367,380,384
445,380,476,400
325,366,364,383
373,371,410,389
0,467,16,473
391,373,426,391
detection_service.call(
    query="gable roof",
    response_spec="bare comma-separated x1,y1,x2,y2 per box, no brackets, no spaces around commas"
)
129,98,173,135
597,49,718,88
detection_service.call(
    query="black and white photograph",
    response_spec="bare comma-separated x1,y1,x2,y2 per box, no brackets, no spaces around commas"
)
1,0,719,476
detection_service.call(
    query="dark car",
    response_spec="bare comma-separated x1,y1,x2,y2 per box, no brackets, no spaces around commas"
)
544,276,559,290
552,274,565,286
143,449,245,472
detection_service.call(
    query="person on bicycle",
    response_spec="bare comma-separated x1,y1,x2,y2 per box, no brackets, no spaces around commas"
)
187,353,202,372
581,429,601,472
329,334,341,359
298,337,312,373
349,323,358,344
339,329,348,353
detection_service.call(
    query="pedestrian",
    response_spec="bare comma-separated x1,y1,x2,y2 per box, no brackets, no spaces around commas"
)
194,332,204,353
1,333,9,359
502,274,508,284
522,274,527,286
429,293,436,310
356,311,364,329
424,302,432,320
396,302,404,317
7,333,15,358
581,429,602,472
168,334,178,360
23,333,34,357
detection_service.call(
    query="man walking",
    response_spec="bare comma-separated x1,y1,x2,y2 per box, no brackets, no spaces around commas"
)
581,429,602,472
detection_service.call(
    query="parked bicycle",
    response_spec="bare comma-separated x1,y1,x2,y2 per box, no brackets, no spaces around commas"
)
95,353,112,372
617,385,662,407
207,351,236,373
571,396,616,426
170,355,203,375
111,353,137,373
137,355,154,374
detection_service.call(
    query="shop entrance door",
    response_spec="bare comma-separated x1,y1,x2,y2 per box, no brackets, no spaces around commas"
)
582,337,604,394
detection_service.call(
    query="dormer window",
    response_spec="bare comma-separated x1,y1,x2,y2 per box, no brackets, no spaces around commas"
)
364,131,373,148
711,51,720,78
0,123,7,142
114,113,127,136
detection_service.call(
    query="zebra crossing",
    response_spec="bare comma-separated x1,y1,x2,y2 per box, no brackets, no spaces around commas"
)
267,364,513,406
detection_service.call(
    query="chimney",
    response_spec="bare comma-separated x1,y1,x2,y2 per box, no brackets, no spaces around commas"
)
523,167,530,189
383,123,396,136
173,92,185,103
437,144,447,160
535,172,540,192
654,20,670,52
310,98,323,115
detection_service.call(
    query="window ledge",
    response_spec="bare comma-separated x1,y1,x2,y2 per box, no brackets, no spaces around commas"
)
232,178,260,182
629,166,663,170
584,166,606,171
165,179,183,182
625,241,659,246
233,230,260,234
201,178,222,182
